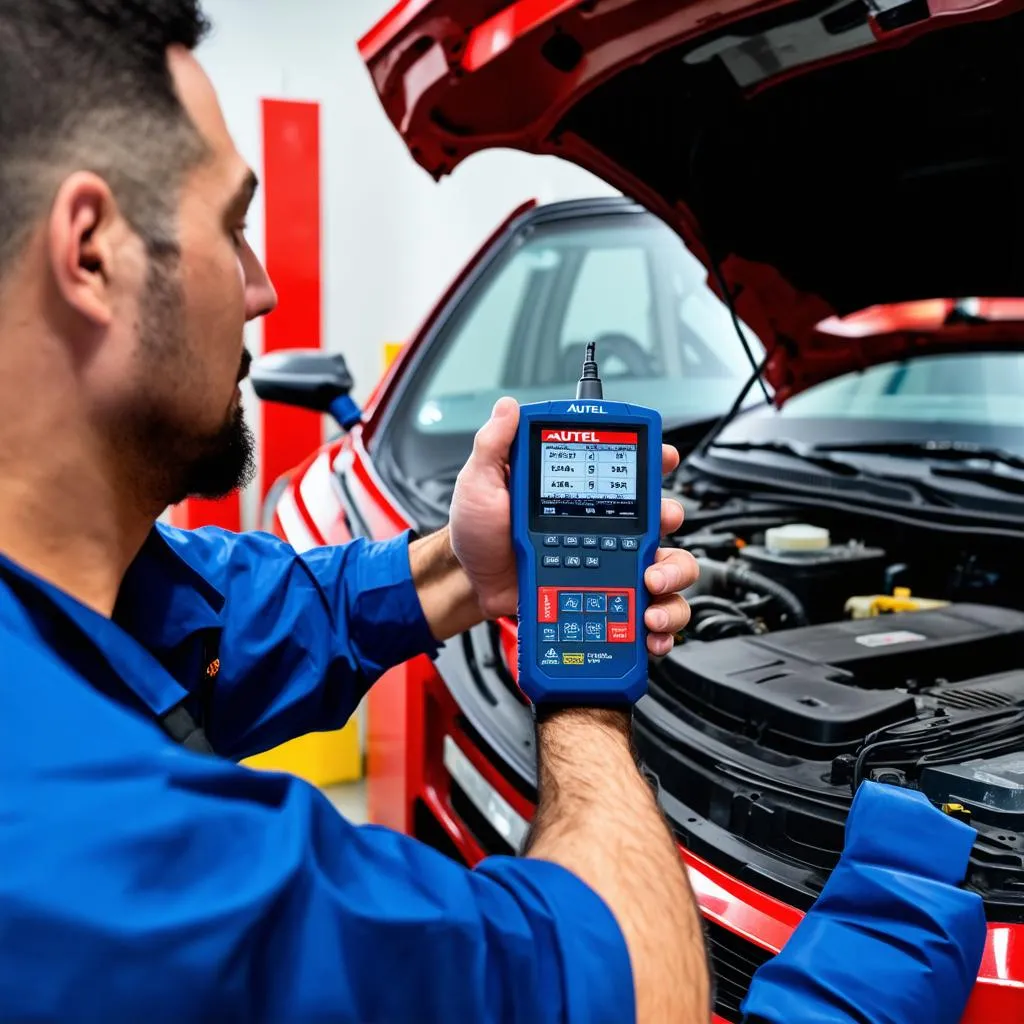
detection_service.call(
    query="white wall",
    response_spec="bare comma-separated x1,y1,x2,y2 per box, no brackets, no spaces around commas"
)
197,0,616,406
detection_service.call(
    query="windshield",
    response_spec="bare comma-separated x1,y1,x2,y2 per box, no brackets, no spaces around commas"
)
719,352,1024,456
380,205,765,525
406,210,761,436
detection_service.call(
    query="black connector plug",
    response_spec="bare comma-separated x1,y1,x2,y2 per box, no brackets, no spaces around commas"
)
576,341,604,400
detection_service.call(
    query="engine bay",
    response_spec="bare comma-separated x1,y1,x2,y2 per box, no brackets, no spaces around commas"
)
637,499,1024,920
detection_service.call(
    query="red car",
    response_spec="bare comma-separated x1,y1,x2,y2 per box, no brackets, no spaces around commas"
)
253,0,1024,1019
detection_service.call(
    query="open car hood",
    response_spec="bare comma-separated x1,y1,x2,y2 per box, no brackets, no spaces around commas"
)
360,0,1024,403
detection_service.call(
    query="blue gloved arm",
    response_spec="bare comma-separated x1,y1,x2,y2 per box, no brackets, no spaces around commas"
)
741,782,987,1024
158,524,440,759
0,650,634,1024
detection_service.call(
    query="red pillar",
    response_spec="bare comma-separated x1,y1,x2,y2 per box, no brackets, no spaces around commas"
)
259,98,324,502
170,98,324,532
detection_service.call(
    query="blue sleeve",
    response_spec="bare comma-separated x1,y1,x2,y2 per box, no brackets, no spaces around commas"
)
741,782,987,1024
1,651,635,1024
159,525,441,759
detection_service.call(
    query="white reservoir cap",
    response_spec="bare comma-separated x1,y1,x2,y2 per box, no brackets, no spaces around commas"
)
765,524,831,553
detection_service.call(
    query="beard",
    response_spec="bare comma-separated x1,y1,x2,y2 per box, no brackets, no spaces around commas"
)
177,400,257,503
127,248,258,510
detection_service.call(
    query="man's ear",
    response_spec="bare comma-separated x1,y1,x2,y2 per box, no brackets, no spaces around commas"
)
47,172,122,329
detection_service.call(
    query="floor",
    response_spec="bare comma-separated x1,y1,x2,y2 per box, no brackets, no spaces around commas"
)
323,779,369,824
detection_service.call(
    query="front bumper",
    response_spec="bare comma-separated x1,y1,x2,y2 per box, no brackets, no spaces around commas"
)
402,663,1024,1023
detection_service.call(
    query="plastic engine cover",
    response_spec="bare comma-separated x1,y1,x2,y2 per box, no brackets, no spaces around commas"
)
659,604,1024,759
920,752,1024,830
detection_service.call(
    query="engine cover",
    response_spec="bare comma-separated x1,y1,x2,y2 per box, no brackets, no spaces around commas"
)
659,604,1024,759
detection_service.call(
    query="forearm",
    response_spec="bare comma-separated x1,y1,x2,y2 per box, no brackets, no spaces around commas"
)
525,708,710,1024
409,527,484,642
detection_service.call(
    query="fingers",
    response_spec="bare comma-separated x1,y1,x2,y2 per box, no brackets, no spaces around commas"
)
662,444,681,476
647,627,681,658
644,548,699,655
661,497,684,537
470,397,520,471
645,547,699,597
645,593,690,635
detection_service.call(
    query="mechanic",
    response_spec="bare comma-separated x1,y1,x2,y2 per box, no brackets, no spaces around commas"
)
0,4,986,1024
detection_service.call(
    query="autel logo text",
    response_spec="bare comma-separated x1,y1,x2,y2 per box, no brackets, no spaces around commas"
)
566,404,606,414
545,431,599,443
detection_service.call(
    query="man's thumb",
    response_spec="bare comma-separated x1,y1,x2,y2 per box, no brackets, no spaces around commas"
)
471,397,520,468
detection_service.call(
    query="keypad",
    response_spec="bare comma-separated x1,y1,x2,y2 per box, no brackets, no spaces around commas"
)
536,534,638,665
537,586,635,658
541,534,635,551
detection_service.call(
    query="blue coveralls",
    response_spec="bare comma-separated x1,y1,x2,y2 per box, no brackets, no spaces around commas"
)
0,527,632,1022
0,525,989,1022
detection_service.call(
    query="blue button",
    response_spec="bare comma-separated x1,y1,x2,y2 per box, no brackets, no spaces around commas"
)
540,625,558,643
559,592,583,613
563,535,580,547
609,594,628,618
600,537,618,551
543,534,560,547
560,617,583,643
584,555,600,569
621,537,639,551
584,618,607,643
582,536,599,548
585,594,607,613
565,555,582,568
543,555,561,568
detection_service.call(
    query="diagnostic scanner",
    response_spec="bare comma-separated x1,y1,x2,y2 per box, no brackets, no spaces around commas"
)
510,343,663,705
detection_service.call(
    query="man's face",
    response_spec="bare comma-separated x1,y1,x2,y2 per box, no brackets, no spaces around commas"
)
121,48,277,504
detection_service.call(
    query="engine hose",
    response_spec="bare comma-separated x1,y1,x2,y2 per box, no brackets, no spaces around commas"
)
687,596,759,636
687,595,753,620
695,558,809,627
693,612,758,640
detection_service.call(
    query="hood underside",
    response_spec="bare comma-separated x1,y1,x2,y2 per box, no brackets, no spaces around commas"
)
361,0,1024,402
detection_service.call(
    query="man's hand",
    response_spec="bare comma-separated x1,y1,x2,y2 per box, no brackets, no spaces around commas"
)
444,397,698,653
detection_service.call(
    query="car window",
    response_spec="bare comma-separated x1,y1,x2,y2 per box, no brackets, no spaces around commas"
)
778,354,1024,428
718,352,1024,459
423,257,532,404
559,246,654,362
410,210,763,439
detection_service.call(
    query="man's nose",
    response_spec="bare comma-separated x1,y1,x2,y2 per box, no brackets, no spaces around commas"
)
245,251,279,321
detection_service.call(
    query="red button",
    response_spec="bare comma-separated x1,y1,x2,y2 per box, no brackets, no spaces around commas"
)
608,622,630,643
538,588,558,623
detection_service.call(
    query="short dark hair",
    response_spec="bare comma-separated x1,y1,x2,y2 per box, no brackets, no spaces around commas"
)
0,0,212,275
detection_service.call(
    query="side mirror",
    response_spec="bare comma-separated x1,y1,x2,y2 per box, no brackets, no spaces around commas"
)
250,350,362,430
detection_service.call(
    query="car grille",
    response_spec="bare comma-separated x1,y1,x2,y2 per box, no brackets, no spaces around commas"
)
412,799,466,865
450,781,517,857
705,919,774,1022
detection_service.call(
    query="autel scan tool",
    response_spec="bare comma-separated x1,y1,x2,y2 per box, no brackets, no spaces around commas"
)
510,343,663,705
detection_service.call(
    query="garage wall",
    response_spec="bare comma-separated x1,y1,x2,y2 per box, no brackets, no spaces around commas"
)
197,0,615,409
